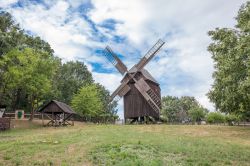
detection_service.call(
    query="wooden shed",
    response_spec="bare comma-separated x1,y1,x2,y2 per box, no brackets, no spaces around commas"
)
37,100,76,126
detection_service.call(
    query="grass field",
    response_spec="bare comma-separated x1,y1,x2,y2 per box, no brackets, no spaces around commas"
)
0,120,250,166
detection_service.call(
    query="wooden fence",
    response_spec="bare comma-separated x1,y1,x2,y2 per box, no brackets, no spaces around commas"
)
4,112,42,119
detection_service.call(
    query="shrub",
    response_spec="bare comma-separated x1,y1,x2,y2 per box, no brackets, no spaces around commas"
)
225,114,240,126
206,112,225,124
188,107,206,124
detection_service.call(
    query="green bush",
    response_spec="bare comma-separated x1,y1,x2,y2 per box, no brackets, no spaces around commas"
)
188,107,206,124
225,114,240,126
71,84,103,120
206,112,225,124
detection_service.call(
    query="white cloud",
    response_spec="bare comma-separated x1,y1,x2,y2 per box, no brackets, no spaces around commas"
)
6,1,101,61
0,0,18,8
92,72,122,92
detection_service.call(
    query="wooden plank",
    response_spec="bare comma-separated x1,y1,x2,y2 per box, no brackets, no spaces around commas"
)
136,39,165,71
124,81,160,119
136,78,151,92
118,84,131,97
105,46,128,75
111,79,130,100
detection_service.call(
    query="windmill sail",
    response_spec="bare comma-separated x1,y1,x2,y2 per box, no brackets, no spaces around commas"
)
110,79,131,100
134,78,161,113
104,46,128,75
136,39,165,71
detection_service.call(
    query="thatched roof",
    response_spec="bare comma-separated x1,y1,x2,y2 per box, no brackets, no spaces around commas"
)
37,100,76,114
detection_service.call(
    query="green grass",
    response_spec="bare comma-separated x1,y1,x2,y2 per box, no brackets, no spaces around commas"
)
0,120,250,166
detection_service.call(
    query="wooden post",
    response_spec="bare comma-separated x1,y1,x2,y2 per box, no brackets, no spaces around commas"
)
55,113,57,127
63,113,65,125
52,112,54,126
42,113,44,126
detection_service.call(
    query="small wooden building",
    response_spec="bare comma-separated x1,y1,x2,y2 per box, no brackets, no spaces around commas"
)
38,100,76,126
122,67,161,122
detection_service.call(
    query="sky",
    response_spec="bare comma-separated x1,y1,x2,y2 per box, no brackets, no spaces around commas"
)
0,0,247,118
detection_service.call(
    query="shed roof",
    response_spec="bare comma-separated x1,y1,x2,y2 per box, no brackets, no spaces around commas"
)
37,100,76,114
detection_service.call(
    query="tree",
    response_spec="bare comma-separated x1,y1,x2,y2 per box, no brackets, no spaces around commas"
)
207,2,250,121
96,83,118,122
161,96,205,123
225,114,240,126
0,11,55,111
206,112,225,124
188,106,206,124
56,61,93,104
161,96,180,123
0,11,54,56
71,84,103,120
0,48,57,120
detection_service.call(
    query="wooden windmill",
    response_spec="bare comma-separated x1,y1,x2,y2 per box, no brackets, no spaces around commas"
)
103,39,165,123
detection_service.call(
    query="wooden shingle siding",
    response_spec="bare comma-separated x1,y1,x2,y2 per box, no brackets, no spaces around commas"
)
124,78,160,119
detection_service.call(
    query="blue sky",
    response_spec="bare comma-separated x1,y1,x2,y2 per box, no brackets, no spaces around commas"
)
0,0,247,118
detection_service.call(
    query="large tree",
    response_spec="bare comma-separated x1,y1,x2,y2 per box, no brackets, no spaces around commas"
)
0,48,57,120
96,83,118,122
0,11,53,56
161,96,205,123
71,84,103,121
71,83,118,122
207,2,250,120
0,11,55,111
55,61,93,104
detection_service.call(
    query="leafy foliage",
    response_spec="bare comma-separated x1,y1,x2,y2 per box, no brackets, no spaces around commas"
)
71,84,118,122
188,107,206,124
206,112,225,124
95,83,118,122
161,96,207,123
0,48,57,119
55,61,93,104
225,114,240,126
207,2,250,120
71,84,103,120
0,11,53,56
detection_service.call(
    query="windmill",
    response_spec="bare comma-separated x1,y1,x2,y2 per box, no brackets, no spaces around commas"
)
103,39,165,123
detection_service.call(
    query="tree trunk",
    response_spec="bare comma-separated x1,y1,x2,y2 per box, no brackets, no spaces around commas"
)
29,95,34,121
11,90,18,112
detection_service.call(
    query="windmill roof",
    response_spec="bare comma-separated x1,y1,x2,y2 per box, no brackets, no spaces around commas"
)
127,66,158,84
37,100,76,114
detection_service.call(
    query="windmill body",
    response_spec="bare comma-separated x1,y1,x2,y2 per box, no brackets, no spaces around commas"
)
123,68,160,120
103,39,165,122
